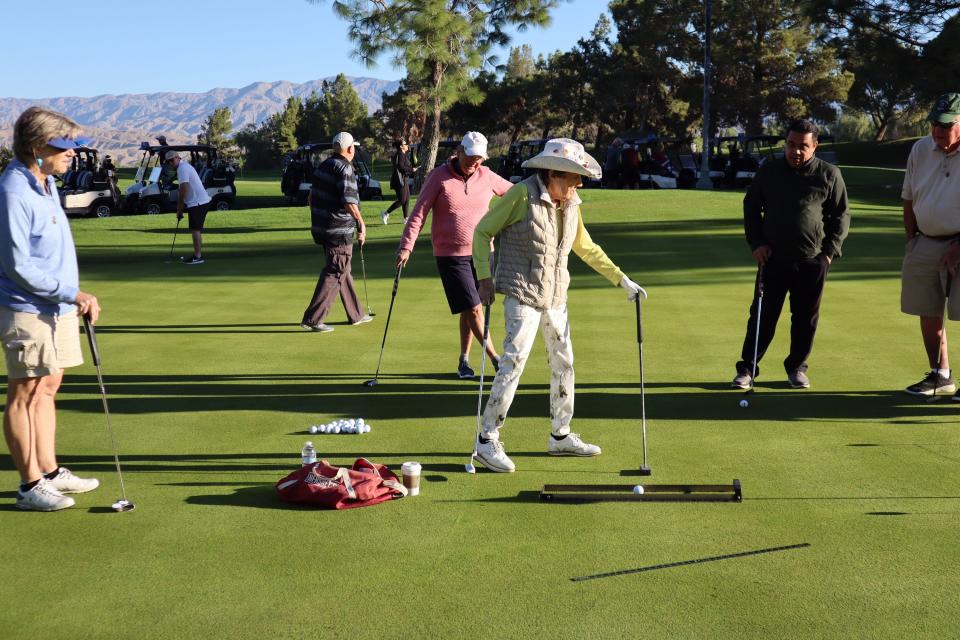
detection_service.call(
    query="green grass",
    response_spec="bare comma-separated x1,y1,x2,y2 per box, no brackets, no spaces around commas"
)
2,168,957,639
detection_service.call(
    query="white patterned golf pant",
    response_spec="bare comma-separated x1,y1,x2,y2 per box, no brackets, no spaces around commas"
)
481,296,574,440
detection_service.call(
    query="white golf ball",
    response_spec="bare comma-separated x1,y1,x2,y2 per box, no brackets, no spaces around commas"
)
739,399,749,408
364,424,371,433
333,425,341,434
632,485,645,495
309,425,319,434
357,418,365,426
347,419,355,427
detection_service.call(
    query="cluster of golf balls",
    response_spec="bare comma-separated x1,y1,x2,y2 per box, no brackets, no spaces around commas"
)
309,418,370,435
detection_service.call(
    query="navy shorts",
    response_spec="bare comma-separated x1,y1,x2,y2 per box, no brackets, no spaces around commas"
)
435,256,481,315
186,202,210,231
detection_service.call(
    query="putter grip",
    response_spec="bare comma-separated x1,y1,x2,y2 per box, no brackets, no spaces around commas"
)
82,315,101,366
635,296,643,344
392,264,402,295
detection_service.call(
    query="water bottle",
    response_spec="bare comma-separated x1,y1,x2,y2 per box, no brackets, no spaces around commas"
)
301,441,316,466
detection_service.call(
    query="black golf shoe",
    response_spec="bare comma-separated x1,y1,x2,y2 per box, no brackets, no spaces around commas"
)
787,370,811,389
905,371,956,396
458,358,475,379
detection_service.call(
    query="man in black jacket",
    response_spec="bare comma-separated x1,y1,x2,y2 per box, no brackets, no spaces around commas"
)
300,132,371,332
731,119,850,389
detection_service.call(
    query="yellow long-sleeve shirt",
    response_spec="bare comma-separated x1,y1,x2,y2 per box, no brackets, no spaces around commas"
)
472,179,625,286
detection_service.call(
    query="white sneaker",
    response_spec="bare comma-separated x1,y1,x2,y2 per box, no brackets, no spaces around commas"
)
48,467,100,494
380,210,390,225
548,433,602,457
16,479,75,511
475,438,516,473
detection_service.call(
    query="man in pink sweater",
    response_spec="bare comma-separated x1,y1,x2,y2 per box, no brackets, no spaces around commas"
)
396,132,513,378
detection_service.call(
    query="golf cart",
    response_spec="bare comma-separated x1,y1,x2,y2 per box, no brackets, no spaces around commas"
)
707,135,762,188
280,141,382,204
816,135,839,164
619,134,678,189
58,146,121,217
659,137,700,189
123,143,236,215
744,135,785,169
498,139,602,188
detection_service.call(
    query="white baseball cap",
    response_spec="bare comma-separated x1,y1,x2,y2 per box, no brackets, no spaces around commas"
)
460,131,488,159
332,131,355,151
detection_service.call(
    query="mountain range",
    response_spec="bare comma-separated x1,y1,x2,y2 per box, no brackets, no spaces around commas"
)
0,76,400,165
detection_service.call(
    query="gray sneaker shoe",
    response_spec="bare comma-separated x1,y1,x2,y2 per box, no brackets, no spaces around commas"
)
475,438,515,472
300,322,334,333
731,369,752,389
548,432,602,457
787,370,811,388
47,467,99,494
16,479,75,511
351,315,374,325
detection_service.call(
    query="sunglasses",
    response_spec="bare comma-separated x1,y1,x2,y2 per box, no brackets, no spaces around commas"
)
932,121,958,130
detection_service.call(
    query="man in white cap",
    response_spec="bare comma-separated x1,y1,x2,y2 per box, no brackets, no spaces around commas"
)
300,132,371,332
397,132,513,378
164,150,212,264
471,138,646,472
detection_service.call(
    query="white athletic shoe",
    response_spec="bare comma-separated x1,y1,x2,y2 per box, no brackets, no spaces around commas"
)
380,210,390,225
548,433,602,457
16,479,75,511
48,467,100,494
475,438,516,473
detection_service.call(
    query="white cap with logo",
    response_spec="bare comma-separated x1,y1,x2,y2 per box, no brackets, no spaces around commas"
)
332,131,355,151
460,131,488,159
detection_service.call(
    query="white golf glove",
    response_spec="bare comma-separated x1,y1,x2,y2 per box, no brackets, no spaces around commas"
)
620,276,647,302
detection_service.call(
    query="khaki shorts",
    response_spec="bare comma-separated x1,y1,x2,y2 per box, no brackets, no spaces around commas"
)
0,308,83,379
901,234,960,319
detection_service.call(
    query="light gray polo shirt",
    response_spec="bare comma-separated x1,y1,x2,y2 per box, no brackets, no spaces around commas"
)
902,135,960,236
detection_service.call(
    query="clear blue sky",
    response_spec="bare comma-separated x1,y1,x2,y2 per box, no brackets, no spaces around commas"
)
0,0,610,98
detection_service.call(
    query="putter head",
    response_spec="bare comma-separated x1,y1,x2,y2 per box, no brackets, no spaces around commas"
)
639,466,652,476
112,500,135,512
464,462,476,474
363,379,377,388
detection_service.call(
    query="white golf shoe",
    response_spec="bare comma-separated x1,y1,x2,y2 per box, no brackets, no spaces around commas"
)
380,210,390,225
548,433,602,457
16,479,75,511
48,467,100,494
475,438,515,473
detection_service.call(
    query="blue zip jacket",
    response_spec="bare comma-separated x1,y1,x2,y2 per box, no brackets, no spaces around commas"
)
0,159,79,315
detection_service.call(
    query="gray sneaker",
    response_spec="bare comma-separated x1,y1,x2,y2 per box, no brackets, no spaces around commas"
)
906,371,956,397
16,479,75,511
787,370,811,388
47,467,99,494
300,322,334,333
731,370,753,389
351,315,374,325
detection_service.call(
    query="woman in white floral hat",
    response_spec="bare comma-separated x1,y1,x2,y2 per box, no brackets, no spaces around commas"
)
470,138,647,472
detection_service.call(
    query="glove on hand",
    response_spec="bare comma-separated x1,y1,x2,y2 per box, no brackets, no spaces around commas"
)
620,276,647,302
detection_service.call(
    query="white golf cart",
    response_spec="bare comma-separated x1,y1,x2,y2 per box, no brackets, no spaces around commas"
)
123,143,236,214
280,141,382,204
58,146,121,217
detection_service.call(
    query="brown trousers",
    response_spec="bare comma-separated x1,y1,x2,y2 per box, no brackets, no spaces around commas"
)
302,241,362,325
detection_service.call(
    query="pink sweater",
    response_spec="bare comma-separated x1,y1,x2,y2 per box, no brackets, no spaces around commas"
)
399,161,513,257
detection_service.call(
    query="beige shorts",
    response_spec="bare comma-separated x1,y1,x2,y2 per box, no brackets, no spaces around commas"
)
901,234,960,319
0,308,83,379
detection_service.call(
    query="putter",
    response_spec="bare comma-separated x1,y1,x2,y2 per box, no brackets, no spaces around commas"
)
635,294,651,475
928,272,951,403
363,264,403,387
357,241,375,317
465,303,492,473
165,217,182,263
82,315,135,512
745,266,765,402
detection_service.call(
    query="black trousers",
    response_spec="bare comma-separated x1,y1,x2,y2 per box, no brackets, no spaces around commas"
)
386,182,410,218
737,256,830,376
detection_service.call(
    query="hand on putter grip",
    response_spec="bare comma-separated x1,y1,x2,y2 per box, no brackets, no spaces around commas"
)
752,245,772,265
478,278,495,305
396,248,411,268
74,291,100,324
619,276,647,301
